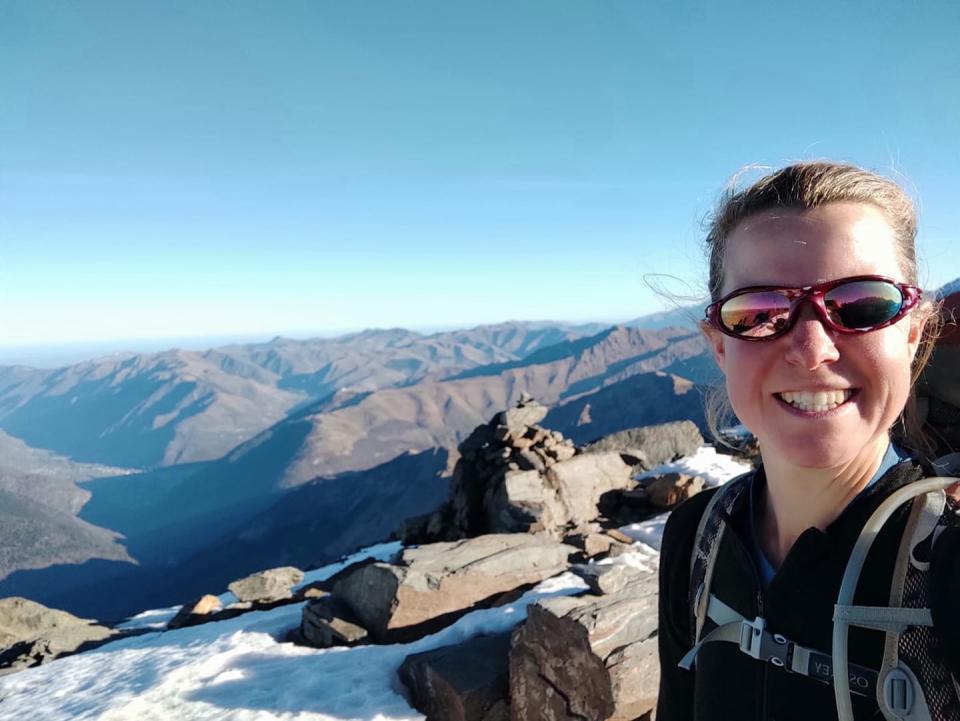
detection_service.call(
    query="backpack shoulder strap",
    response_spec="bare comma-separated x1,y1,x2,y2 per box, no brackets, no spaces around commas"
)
835,473,960,721
688,471,753,645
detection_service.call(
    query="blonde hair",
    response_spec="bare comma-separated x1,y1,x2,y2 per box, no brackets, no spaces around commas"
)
702,161,943,457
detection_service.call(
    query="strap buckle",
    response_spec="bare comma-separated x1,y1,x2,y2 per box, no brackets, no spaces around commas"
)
739,616,766,659
739,616,793,667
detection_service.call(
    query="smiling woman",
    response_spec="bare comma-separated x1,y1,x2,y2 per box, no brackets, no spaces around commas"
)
656,162,960,721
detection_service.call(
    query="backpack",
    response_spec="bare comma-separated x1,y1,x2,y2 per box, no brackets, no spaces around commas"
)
678,455,960,721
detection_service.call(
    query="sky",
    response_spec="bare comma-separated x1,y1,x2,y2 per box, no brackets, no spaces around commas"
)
2,1,960,355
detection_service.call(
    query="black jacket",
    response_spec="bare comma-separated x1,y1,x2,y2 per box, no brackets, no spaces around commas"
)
656,460,960,721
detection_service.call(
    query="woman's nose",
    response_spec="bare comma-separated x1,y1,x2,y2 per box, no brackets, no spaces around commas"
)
782,303,841,370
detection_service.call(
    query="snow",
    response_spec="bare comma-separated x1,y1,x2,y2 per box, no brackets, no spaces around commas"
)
0,446,751,720
620,445,752,552
0,570,587,721
632,444,752,489
117,541,403,632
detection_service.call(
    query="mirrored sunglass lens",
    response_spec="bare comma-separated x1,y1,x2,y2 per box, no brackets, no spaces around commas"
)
825,281,903,329
720,291,792,337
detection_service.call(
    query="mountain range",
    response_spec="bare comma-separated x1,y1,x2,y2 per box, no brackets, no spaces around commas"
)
0,314,715,620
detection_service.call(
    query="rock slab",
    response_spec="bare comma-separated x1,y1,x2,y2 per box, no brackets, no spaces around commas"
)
510,569,660,720
300,599,368,648
0,597,115,675
334,534,574,642
228,566,304,603
399,632,512,721
584,420,704,468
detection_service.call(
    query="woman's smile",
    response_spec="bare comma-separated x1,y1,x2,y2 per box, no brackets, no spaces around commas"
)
773,388,857,414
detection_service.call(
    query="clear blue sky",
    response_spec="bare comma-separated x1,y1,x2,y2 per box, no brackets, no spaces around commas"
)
2,0,960,351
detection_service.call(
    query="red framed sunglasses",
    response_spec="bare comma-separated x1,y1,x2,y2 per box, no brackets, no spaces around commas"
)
704,275,922,341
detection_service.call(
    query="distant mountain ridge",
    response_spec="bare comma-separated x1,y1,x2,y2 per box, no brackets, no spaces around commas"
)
0,322,599,469
76,325,710,544
0,315,721,620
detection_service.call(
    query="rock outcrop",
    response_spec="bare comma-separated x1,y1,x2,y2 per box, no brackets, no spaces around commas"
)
228,566,304,603
402,396,651,543
642,471,705,509
297,597,368,648
582,419,703,467
166,594,223,630
0,597,116,675
333,534,575,642
398,632,512,721
509,569,659,721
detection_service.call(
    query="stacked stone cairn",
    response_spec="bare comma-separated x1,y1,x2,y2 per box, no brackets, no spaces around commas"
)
349,397,706,720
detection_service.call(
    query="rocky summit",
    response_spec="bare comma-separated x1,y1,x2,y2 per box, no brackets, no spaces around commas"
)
0,401,740,721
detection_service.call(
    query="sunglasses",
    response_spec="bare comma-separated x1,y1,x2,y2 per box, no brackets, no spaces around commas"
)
705,275,922,341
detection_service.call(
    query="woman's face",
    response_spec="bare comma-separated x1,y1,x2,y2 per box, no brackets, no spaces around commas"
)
704,202,926,469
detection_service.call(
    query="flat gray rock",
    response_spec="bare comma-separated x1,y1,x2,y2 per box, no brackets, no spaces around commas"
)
583,420,703,468
333,534,574,642
0,597,115,674
228,566,304,603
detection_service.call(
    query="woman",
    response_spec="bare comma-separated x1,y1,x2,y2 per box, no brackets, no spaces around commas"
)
656,161,960,720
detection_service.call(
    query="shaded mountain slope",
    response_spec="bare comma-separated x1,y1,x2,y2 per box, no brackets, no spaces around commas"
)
0,430,129,515
3,449,449,622
152,448,450,608
544,371,707,444
0,351,301,468
73,326,709,572
0,431,133,580
0,488,132,580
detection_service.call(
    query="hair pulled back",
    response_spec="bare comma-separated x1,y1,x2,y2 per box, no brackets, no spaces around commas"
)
702,161,941,457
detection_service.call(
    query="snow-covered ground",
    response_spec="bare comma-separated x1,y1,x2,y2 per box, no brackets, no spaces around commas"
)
0,445,751,721
621,445,751,551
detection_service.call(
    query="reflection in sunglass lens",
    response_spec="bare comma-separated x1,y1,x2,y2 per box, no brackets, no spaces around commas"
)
824,280,903,329
720,291,792,338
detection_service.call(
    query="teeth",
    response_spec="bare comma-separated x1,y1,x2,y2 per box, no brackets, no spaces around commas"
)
779,389,852,413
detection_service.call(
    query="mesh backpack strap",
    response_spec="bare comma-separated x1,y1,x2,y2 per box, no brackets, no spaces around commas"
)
858,477,960,721
688,472,752,648
833,477,960,721
886,487,960,721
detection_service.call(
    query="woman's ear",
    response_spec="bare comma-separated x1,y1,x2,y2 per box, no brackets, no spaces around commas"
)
700,320,727,374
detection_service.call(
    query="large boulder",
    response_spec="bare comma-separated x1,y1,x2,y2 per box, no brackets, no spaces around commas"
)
398,632,512,721
583,420,704,468
509,569,659,721
643,472,705,508
486,452,637,537
227,566,304,603
333,534,575,642
0,597,115,675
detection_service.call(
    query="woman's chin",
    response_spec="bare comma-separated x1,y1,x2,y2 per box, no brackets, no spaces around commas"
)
758,437,867,471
